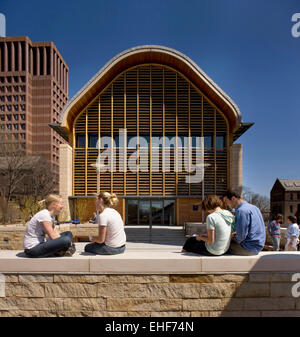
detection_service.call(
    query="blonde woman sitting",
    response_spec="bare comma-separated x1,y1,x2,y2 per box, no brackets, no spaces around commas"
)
85,192,126,255
182,195,234,256
23,194,76,258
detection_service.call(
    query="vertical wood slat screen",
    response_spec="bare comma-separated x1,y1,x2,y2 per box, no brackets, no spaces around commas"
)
73,64,229,196
139,66,151,195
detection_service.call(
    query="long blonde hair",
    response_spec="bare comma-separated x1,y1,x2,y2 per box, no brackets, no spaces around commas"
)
97,192,118,208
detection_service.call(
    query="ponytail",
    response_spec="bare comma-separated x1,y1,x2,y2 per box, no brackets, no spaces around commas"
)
97,192,119,207
38,199,46,208
109,193,118,207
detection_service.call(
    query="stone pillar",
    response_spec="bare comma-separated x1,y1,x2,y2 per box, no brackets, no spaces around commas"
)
230,144,242,193
59,143,73,220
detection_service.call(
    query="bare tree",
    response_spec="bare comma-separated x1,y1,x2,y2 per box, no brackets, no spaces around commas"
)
0,133,55,223
0,137,28,203
242,186,270,221
21,157,55,198
0,135,29,222
17,157,56,222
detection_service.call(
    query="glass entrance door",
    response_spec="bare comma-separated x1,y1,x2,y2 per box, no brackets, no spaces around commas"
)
139,200,151,225
127,200,138,225
126,199,176,225
151,200,163,225
164,200,175,225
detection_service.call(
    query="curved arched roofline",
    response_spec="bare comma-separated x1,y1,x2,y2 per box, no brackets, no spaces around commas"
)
60,45,242,133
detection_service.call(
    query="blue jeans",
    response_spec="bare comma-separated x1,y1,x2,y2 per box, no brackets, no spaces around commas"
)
271,236,281,251
84,242,125,255
24,231,75,258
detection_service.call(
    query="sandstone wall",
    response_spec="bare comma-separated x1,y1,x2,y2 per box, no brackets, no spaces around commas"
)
0,272,299,317
0,226,25,250
0,224,99,250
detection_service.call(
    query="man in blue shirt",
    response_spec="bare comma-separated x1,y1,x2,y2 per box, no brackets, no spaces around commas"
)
223,189,266,255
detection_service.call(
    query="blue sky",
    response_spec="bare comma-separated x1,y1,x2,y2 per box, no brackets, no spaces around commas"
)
1,0,300,198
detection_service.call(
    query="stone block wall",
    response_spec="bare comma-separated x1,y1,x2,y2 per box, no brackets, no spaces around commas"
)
230,144,242,192
0,227,25,250
0,224,99,250
0,272,299,317
59,144,73,220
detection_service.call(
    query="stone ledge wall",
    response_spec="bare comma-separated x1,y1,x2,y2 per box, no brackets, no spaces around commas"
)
0,227,25,250
0,225,99,250
0,272,299,317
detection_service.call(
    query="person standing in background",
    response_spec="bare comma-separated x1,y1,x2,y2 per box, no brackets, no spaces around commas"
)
285,215,299,251
267,214,282,251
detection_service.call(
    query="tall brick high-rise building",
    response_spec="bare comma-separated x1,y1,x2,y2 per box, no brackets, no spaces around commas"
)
0,36,69,189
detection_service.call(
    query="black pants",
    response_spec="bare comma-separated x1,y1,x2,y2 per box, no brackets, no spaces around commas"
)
182,237,214,256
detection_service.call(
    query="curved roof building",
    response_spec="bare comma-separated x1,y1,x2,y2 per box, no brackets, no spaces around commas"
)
54,46,253,225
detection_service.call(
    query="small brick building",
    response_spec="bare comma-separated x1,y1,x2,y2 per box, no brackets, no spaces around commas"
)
270,179,300,225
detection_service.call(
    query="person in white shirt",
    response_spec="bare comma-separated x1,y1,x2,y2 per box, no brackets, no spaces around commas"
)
23,194,76,257
285,215,299,251
84,192,126,255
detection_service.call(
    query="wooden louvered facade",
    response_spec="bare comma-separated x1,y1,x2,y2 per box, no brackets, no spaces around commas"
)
73,64,229,198
58,46,248,225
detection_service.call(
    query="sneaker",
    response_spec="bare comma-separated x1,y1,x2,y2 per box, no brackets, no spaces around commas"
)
64,245,76,257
